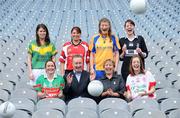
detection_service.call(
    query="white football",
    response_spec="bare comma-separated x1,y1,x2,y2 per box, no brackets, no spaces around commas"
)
130,0,147,14
0,102,16,118
88,80,104,97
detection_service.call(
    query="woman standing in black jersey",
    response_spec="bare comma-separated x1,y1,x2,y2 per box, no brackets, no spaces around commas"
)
119,19,148,82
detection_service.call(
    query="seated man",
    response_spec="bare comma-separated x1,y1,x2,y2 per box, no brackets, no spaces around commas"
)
34,60,65,99
63,55,91,103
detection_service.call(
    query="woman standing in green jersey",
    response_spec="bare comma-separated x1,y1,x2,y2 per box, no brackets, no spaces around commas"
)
27,24,57,86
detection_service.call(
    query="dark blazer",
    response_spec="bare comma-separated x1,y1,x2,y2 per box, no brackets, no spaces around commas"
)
100,74,126,100
63,70,91,103
119,35,148,82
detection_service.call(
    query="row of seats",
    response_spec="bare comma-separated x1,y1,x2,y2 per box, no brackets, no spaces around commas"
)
0,0,180,118
1,97,180,118
0,0,179,41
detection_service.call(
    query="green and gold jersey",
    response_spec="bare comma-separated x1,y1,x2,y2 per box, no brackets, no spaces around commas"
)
28,40,57,69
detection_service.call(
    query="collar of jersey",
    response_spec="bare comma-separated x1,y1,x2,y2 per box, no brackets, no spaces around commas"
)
44,73,57,79
100,34,109,38
126,35,137,41
71,39,82,46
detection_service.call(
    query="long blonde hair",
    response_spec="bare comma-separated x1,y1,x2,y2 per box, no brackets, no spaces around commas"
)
98,18,112,42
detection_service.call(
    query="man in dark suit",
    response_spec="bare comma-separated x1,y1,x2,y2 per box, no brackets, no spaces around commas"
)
63,54,91,103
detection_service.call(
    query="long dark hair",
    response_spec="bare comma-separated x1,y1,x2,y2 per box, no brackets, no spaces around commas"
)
99,18,112,42
129,55,145,76
36,24,50,46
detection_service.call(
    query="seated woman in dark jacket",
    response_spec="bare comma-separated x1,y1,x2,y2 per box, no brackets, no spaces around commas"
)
100,59,126,100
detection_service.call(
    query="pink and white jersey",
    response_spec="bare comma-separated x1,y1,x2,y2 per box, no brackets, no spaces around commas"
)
59,40,90,70
126,71,156,99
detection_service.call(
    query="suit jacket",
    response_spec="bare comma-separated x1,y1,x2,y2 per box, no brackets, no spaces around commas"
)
63,70,91,103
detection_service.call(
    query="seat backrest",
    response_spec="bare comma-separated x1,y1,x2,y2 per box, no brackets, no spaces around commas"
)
15,80,34,90
66,108,98,118
0,89,9,102
174,80,180,90
0,79,14,94
160,98,180,114
9,98,35,115
155,79,172,90
133,109,166,118
10,88,37,103
0,110,30,118
100,108,131,118
12,110,30,118
36,98,66,114
129,98,159,115
32,109,64,118
68,97,97,112
156,87,180,103
168,109,180,118
98,98,129,113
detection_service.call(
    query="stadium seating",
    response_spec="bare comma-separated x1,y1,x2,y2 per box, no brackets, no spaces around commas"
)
32,109,64,118
36,98,66,115
168,109,180,118
133,108,166,118
0,110,30,118
99,108,131,118
156,87,180,103
67,97,97,112
128,98,159,115
10,88,37,104
9,98,35,115
0,79,14,94
98,98,129,113
66,108,98,118
160,98,180,114
0,89,9,102
0,0,180,117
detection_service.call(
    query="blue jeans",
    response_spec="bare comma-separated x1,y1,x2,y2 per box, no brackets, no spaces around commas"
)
95,70,105,80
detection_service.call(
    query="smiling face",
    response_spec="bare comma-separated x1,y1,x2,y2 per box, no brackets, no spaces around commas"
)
72,56,83,73
131,57,141,74
37,27,47,40
45,61,56,75
130,55,145,76
100,21,110,35
125,22,135,36
71,27,81,42
104,60,115,75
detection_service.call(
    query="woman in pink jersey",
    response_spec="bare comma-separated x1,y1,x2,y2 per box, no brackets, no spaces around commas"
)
126,55,156,100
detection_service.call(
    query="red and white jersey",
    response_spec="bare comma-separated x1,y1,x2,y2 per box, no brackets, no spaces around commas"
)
59,40,90,70
126,71,156,99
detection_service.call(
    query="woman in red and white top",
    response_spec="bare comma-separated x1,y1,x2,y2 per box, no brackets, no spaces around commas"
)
126,55,156,100
59,27,90,76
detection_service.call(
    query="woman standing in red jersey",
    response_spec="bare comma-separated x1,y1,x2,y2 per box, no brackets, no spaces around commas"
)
59,26,90,76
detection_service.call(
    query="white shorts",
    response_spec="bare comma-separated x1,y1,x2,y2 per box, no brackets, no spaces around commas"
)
30,69,45,86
